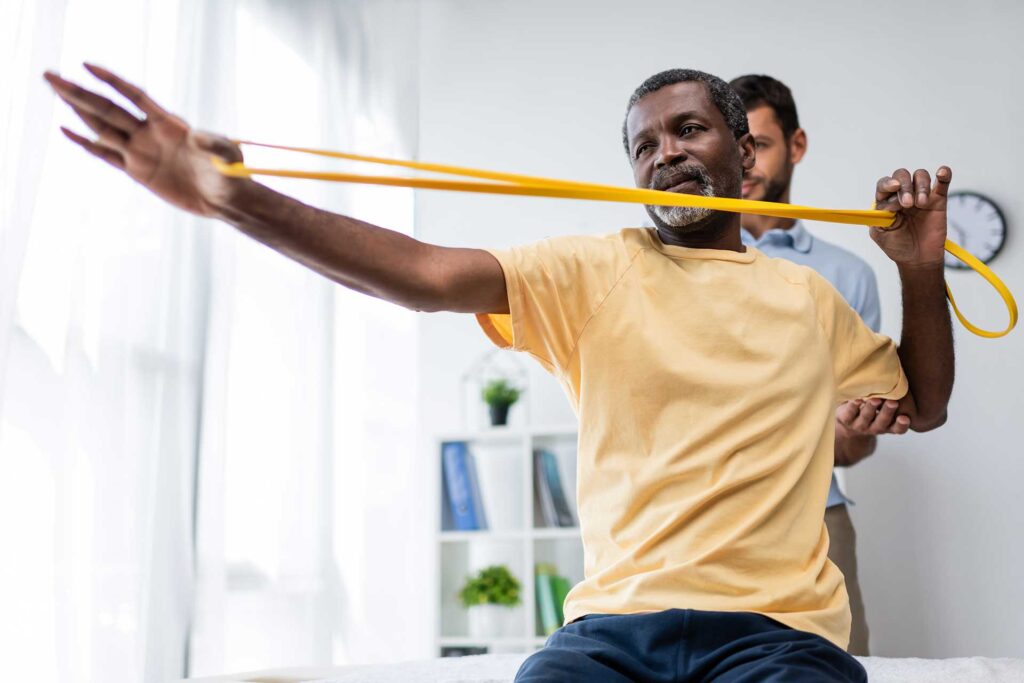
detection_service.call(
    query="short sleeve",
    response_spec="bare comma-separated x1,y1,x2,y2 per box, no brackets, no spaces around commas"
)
810,271,908,402
476,233,634,374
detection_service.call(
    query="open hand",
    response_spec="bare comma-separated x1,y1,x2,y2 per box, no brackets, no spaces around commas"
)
871,166,951,268
43,63,248,218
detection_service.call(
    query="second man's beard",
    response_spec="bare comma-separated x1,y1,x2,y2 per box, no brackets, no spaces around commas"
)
756,174,790,204
748,161,793,204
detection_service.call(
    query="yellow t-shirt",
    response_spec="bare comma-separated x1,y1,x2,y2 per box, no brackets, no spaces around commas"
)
476,227,907,649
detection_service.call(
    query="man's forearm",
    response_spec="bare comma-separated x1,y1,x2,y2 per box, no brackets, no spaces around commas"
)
896,263,954,430
834,430,877,468
213,179,447,311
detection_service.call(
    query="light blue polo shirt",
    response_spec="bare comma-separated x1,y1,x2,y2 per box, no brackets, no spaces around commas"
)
741,221,881,508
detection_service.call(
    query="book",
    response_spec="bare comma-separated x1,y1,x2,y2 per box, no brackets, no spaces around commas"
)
533,450,558,527
442,441,486,531
551,574,571,625
441,472,454,531
534,449,575,527
441,645,488,657
535,564,561,636
464,449,489,530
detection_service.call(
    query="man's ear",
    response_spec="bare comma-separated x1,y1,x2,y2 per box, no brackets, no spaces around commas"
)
789,127,808,165
738,132,756,172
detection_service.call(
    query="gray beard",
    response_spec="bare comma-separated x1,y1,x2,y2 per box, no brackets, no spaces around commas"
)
649,181,716,230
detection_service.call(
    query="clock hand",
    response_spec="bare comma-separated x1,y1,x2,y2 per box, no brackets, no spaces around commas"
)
947,221,965,244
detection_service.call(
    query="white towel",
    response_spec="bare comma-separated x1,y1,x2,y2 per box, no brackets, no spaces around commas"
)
178,652,1024,683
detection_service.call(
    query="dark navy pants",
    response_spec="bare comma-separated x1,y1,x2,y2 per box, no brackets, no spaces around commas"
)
515,609,866,682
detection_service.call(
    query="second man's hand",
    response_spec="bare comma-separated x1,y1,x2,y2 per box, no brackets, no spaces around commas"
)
834,399,910,467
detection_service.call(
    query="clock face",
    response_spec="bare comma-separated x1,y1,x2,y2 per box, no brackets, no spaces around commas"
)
944,191,1007,269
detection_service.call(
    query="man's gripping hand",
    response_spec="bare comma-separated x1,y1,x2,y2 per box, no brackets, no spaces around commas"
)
871,166,951,268
44,64,249,218
834,399,910,467
837,399,910,437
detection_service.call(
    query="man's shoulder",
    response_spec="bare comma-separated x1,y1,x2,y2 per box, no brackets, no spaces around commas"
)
754,248,822,287
510,228,651,272
517,227,643,254
492,229,644,287
806,232,875,277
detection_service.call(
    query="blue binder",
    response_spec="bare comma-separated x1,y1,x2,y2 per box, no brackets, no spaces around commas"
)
442,441,487,531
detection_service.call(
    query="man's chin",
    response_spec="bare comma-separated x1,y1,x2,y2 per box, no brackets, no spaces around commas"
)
647,207,719,235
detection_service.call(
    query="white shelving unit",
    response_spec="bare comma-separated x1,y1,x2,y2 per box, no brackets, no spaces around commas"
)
435,424,582,656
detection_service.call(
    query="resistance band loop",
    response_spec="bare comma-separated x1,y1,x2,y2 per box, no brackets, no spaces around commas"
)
212,140,1017,339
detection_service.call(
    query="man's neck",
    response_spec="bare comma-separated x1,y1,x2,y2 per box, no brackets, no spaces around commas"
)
655,214,745,252
741,186,796,239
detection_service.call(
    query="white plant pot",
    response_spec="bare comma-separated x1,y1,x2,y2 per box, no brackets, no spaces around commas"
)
467,604,520,639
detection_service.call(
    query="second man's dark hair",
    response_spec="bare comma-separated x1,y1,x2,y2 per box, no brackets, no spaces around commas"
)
728,74,800,139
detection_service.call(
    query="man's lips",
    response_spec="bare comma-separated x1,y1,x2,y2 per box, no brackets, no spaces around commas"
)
658,178,701,193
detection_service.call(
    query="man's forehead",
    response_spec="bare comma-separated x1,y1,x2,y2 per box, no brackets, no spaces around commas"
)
746,105,784,137
626,81,715,140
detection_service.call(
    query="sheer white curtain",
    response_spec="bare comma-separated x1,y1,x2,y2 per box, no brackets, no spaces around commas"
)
189,0,420,674
0,1,418,681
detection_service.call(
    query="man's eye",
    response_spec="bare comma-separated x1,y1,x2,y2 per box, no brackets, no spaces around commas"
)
635,143,653,158
680,125,700,136
755,141,768,150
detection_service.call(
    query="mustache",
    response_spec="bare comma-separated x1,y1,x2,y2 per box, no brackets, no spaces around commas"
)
650,163,713,192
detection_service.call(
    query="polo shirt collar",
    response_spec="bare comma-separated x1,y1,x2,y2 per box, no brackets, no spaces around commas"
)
788,221,814,253
740,220,814,254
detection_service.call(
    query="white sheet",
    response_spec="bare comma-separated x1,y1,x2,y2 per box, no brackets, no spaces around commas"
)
178,652,1024,683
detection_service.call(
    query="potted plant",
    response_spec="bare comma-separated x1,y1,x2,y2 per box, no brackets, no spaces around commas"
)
481,379,522,426
459,564,522,638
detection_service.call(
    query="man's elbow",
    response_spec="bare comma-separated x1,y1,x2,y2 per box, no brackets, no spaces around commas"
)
911,409,948,433
399,284,449,313
394,265,453,313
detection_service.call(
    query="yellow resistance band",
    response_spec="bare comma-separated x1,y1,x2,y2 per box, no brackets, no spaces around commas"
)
213,140,1017,339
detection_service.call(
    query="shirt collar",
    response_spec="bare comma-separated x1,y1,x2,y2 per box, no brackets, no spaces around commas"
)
740,220,814,254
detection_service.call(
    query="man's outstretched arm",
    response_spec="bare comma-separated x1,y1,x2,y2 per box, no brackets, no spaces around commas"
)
871,167,955,432
214,181,508,313
43,65,509,315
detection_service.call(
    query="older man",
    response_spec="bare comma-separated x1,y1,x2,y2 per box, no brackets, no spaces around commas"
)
45,65,953,682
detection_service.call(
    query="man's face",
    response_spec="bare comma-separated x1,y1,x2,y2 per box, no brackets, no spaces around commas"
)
740,105,805,203
626,81,753,234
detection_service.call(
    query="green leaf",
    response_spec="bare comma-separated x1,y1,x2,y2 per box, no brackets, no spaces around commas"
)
458,564,522,607
481,379,522,407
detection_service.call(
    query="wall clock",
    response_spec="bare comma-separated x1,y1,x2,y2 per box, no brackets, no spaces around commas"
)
944,191,1007,269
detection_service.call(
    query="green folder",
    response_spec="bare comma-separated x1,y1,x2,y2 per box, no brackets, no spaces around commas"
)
535,564,561,636
551,574,571,625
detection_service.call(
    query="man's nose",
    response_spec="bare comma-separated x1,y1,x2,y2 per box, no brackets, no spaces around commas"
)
654,136,688,170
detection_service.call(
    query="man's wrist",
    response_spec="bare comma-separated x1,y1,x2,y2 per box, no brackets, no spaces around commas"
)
896,261,946,295
896,260,945,275
211,178,276,227
834,431,877,467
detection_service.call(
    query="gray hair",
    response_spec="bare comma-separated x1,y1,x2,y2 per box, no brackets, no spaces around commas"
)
622,68,750,156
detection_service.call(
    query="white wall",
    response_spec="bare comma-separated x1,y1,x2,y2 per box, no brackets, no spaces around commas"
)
413,0,1024,658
